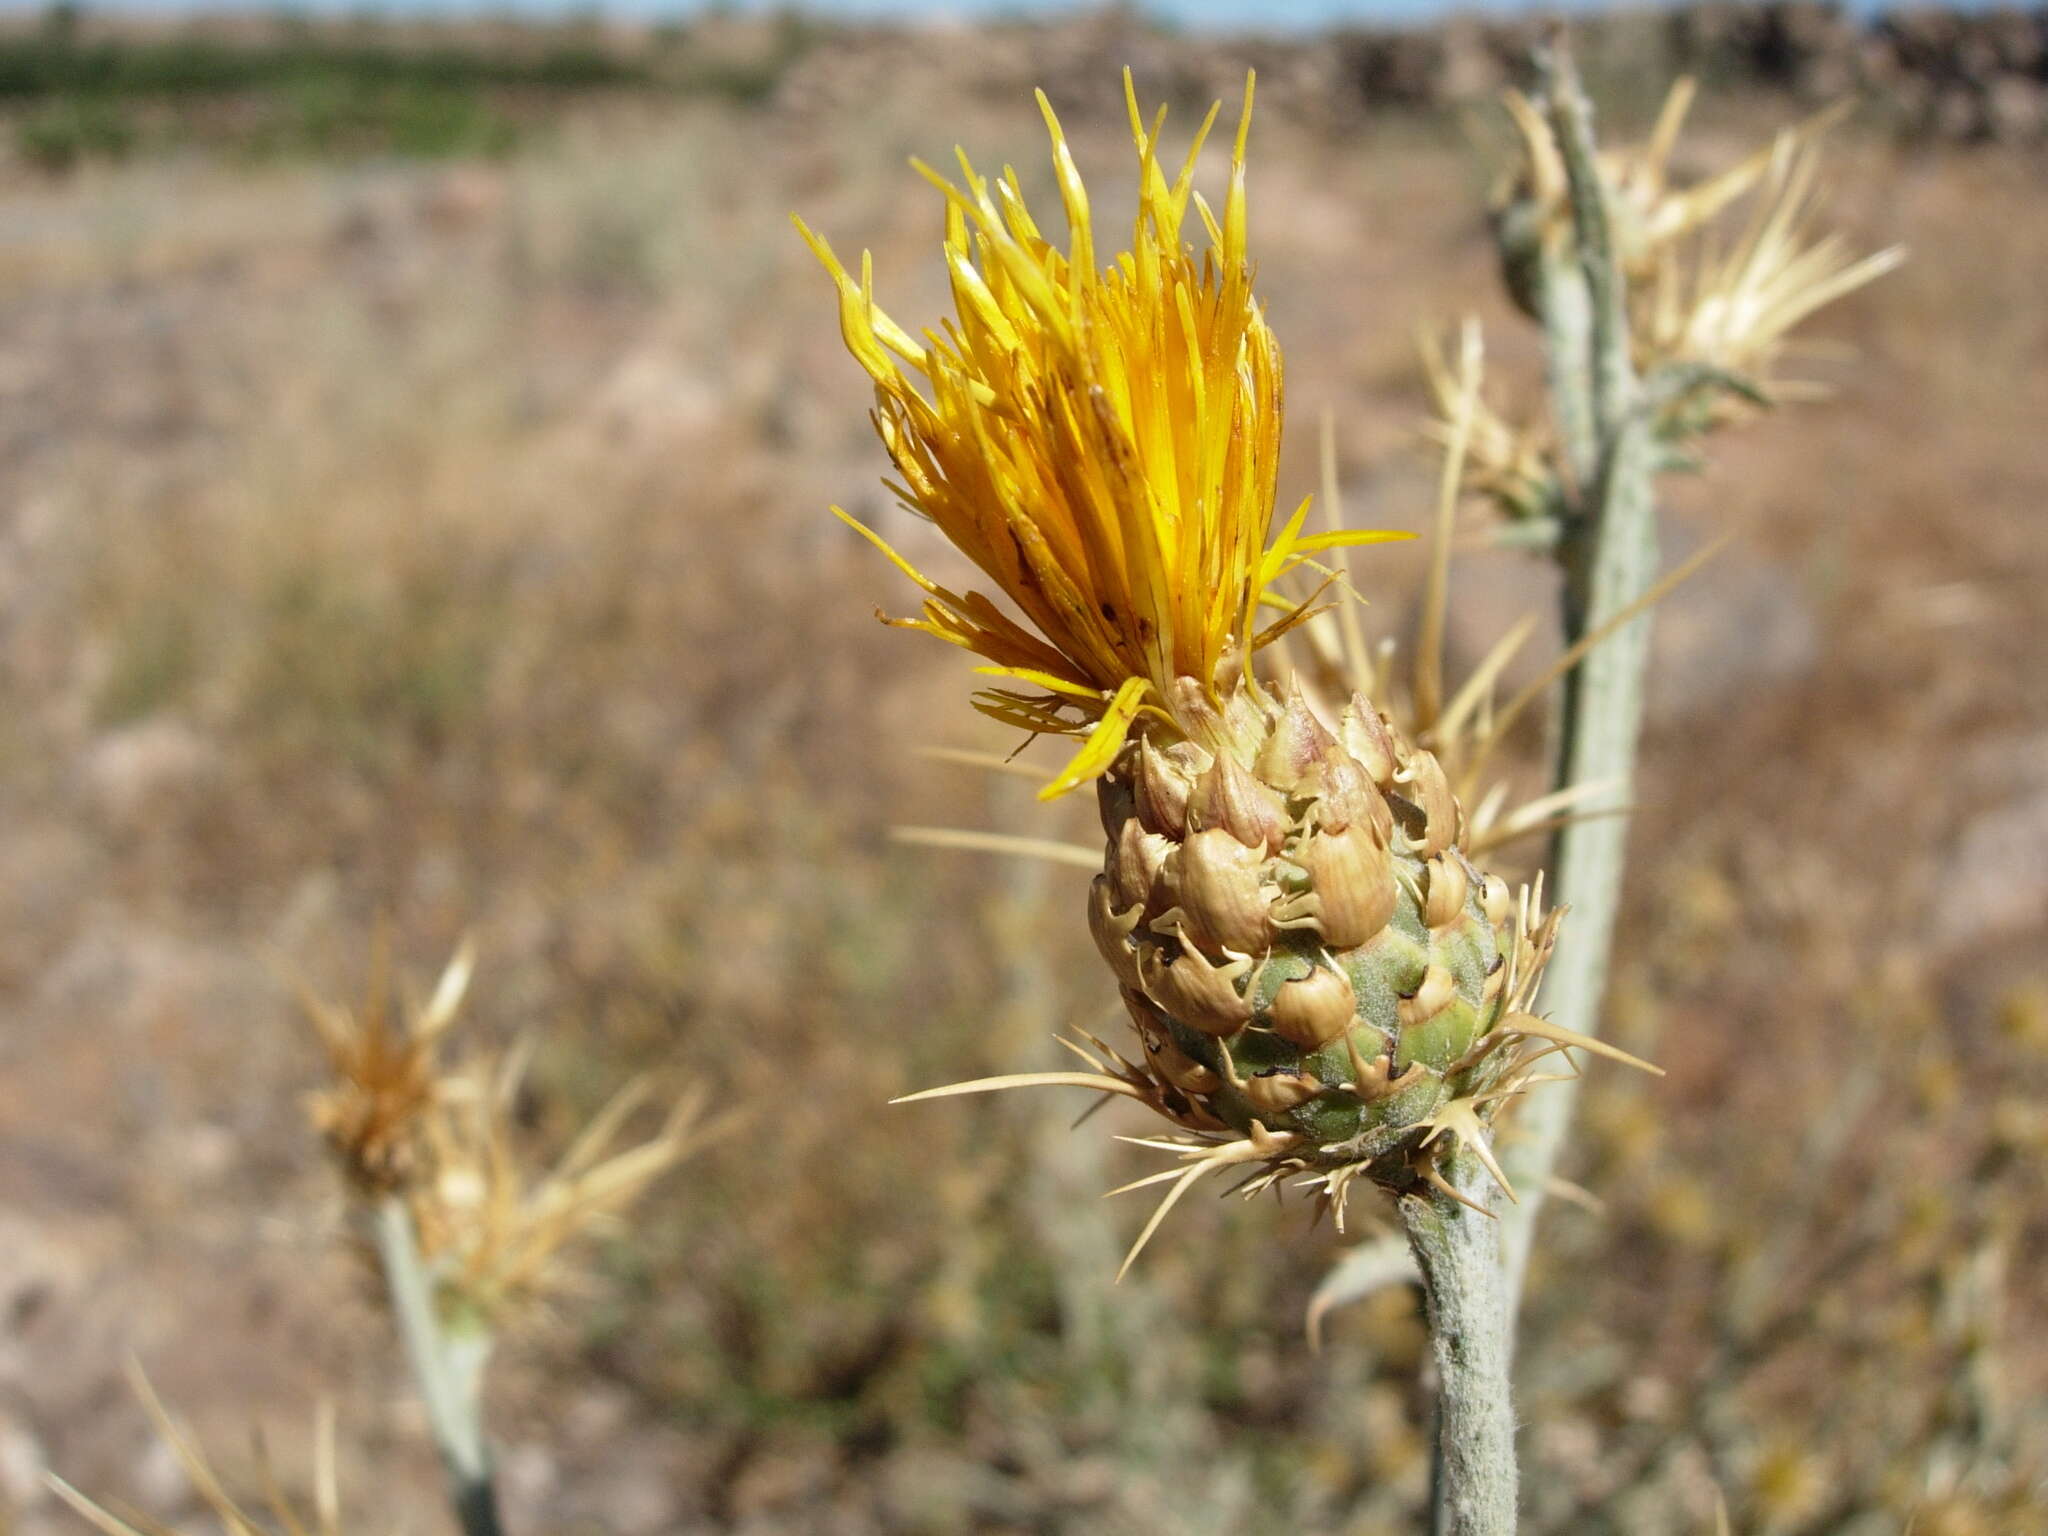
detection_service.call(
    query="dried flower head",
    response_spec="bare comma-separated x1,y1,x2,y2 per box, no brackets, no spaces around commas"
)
1451,77,1900,519
799,70,1402,797
300,930,474,1195
1417,328,1558,529
300,932,734,1321
1508,78,1899,389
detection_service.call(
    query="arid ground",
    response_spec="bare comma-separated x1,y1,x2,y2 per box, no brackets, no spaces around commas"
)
0,13,2043,1534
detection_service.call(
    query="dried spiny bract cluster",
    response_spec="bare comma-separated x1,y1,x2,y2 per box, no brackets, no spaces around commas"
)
1468,75,1901,505
1496,77,1777,292
1087,681,1564,1220
1634,136,1905,419
302,932,474,1195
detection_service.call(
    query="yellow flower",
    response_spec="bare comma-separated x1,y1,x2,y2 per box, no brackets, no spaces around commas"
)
799,71,1402,797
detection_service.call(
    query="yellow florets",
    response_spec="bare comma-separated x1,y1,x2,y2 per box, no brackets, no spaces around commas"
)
799,70,1400,797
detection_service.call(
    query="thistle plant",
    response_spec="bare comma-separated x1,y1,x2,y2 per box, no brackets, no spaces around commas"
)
299,931,731,1536
800,70,1645,1532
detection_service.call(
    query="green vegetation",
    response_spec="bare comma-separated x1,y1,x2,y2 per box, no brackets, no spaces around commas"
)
0,6,647,99
16,88,134,169
2,3,819,165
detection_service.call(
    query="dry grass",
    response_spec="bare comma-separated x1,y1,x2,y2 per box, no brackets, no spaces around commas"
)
0,48,2041,1536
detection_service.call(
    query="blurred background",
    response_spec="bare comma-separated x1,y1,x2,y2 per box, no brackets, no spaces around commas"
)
0,0,2042,1531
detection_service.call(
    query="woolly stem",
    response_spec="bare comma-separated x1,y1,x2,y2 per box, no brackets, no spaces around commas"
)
1402,1157,1518,1536
1499,39,1663,1309
374,1196,505,1536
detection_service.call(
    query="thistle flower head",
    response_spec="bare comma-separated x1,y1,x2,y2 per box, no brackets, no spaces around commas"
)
300,929,474,1195
831,83,1669,1273
1500,77,1901,383
1417,327,1558,528
800,70,1401,797
896,382,1665,1266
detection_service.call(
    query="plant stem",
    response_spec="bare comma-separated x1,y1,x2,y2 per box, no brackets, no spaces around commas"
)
1498,39,1663,1309
1402,1157,1518,1536
374,1196,505,1536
